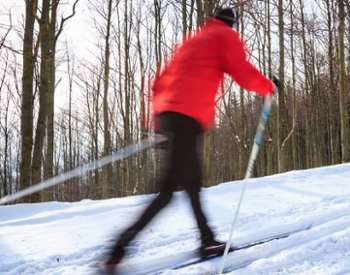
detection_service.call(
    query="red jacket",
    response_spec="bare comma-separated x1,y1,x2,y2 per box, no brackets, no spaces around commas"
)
152,19,274,131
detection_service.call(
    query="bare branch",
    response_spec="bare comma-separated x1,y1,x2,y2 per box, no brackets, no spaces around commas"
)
0,13,13,50
0,44,21,55
346,0,350,14
0,28,11,50
55,0,80,42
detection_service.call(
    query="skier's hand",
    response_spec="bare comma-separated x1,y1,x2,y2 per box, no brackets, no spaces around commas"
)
271,75,282,92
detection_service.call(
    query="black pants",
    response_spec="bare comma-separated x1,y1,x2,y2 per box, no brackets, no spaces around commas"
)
112,112,215,254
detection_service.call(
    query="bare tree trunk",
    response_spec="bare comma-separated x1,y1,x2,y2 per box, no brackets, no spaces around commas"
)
264,0,274,175
277,0,287,172
182,0,187,38
66,45,74,200
31,0,51,202
43,0,58,201
135,8,148,194
20,0,38,202
43,0,79,201
103,0,113,198
154,0,162,67
203,0,216,18
95,76,101,198
290,0,298,170
338,0,350,162
325,0,338,164
123,0,132,195
0,87,11,197
348,4,350,75
196,0,204,26
200,0,216,186
299,0,312,168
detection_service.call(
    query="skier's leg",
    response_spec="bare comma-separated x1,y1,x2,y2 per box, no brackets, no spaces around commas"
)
186,186,215,242
171,116,216,244
105,113,178,265
119,189,173,241
185,185,226,257
183,142,227,256
107,187,173,264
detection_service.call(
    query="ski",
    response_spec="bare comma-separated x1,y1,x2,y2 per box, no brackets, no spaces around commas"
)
108,222,311,275
172,223,311,271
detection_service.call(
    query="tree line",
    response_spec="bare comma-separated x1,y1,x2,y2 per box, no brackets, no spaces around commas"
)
0,0,349,203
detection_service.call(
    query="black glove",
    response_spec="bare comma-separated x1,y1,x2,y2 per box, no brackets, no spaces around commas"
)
272,75,283,90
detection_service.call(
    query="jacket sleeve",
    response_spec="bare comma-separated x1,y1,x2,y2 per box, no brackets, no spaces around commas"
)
222,31,274,96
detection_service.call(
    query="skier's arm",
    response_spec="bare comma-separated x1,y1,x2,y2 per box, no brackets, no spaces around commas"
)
223,31,274,96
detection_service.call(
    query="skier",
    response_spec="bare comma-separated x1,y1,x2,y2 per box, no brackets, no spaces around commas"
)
102,7,276,271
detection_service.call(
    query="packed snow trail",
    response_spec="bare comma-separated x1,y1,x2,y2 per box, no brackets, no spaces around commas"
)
167,209,350,274
1,163,350,274
93,205,350,274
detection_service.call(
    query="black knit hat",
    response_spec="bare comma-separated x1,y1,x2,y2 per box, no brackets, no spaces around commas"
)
214,8,237,27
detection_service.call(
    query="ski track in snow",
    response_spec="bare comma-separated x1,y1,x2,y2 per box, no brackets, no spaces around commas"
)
1,163,350,274
244,229,350,275
169,209,350,274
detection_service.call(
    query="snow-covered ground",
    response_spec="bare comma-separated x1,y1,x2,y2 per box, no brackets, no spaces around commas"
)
1,163,350,274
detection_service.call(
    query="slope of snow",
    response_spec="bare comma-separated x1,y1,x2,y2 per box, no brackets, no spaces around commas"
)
1,163,350,274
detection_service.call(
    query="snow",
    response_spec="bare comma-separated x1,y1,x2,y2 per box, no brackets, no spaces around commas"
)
1,163,350,274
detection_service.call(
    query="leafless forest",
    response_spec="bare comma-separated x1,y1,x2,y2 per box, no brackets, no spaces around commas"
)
0,0,349,203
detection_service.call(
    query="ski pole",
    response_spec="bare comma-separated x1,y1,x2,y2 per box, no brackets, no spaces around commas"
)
0,134,167,205
218,94,274,274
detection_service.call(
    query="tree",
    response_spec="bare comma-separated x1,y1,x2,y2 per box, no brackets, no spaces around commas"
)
337,0,350,162
289,0,298,169
0,52,10,196
99,0,115,197
45,0,80,200
20,0,38,203
31,0,52,202
30,0,79,202
0,15,12,50
277,0,287,172
197,0,217,186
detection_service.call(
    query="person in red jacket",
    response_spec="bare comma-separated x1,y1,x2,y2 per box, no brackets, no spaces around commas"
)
103,7,275,271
